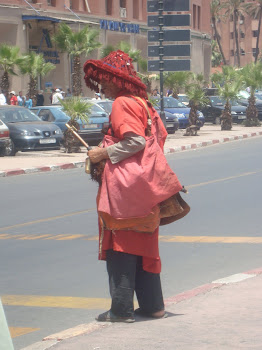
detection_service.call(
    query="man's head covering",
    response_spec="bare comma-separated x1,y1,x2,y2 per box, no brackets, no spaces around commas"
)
95,92,101,97
83,50,147,98
55,88,60,92
10,91,16,95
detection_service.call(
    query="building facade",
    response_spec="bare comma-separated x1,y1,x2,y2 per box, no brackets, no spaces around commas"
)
214,0,262,67
0,0,211,99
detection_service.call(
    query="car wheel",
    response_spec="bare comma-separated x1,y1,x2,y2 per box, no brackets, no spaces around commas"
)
215,116,221,125
5,140,17,156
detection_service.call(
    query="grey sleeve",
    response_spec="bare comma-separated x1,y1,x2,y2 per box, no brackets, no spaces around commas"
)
106,132,146,164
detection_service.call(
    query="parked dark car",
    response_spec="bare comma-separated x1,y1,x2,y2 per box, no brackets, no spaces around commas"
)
0,106,63,156
0,119,11,156
237,90,262,121
200,96,247,124
152,96,205,129
31,105,109,145
95,99,179,134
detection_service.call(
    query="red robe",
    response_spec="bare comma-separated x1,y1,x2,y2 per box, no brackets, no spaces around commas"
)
97,94,182,273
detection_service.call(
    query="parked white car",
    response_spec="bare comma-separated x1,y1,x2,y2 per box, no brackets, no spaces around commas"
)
0,119,10,156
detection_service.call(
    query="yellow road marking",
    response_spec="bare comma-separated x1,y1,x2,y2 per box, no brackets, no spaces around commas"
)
1,169,262,234
159,235,262,243
9,327,40,339
187,170,262,190
0,208,96,232
2,295,138,310
0,234,262,243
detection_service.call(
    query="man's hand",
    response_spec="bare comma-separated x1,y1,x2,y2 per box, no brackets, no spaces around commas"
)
88,147,109,164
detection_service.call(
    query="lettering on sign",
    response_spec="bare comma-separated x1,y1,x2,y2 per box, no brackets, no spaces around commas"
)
100,20,140,33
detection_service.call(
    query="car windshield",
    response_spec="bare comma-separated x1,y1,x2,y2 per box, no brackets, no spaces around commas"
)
90,104,106,114
209,96,225,106
0,108,41,123
97,101,113,114
238,90,250,99
178,95,189,103
52,108,70,120
153,97,185,108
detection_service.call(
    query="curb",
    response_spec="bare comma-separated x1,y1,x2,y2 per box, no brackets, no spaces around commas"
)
164,130,262,154
21,266,262,350
1,130,262,178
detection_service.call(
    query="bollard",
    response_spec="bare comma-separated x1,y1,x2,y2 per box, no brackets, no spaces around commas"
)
0,297,14,350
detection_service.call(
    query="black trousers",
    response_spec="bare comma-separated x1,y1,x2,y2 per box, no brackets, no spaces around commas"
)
106,249,164,318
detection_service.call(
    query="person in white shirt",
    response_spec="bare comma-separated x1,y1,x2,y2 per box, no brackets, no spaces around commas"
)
92,92,102,100
0,90,7,105
52,88,63,104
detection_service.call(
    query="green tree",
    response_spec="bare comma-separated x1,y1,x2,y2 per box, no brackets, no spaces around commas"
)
0,44,24,92
211,66,243,130
212,40,223,67
210,0,227,66
185,74,209,134
20,52,55,106
59,97,92,153
223,0,246,67
243,0,262,63
164,71,192,99
53,22,101,96
239,62,262,126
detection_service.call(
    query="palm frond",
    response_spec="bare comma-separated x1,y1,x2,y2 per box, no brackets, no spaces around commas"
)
59,97,92,123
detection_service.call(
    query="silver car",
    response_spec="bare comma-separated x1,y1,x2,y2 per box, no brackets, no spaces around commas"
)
0,106,63,156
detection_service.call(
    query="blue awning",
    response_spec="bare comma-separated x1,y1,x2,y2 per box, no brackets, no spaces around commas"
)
22,15,60,23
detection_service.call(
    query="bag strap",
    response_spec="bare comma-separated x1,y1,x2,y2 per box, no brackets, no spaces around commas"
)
130,96,152,136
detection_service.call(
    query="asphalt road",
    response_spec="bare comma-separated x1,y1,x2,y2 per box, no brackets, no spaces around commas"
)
1,137,262,349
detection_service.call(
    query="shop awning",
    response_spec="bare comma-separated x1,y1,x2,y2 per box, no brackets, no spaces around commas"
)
22,15,98,25
22,15,61,23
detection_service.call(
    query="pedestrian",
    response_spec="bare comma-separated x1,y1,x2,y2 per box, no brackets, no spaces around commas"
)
0,89,7,105
151,88,160,97
24,94,32,108
83,50,188,323
9,91,18,105
52,88,63,104
92,92,102,100
17,91,25,106
65,88,72,98
36,90,44,106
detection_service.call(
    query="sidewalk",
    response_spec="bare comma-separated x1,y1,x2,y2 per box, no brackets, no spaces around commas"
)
1,124,262,177
22,268,262,350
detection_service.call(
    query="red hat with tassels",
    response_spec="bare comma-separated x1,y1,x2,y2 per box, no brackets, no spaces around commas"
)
83,50,147,98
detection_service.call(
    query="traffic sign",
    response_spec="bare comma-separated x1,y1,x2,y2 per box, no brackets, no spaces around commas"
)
147,0,190,12
148,29,191,42
148,14,190,27
148,59,191,72
148,45,191,57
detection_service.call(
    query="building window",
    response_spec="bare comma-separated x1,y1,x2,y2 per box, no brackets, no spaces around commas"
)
120,0,126,7
241,48,245,56
106,0,113,15
197,6,201,30
253,30,258,37
253,48,258,57
47,0,56,6
240,31,245,38
193,4,196,29
230,50,234,56
70,0,79,10
230,32,234,39
133,0,139,19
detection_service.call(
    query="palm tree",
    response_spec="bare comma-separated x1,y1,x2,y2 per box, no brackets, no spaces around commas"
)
211,66,243,130
239,62,262,126
210,0,227,66
164,71,192,99
20,52,55,106
59,97,92,153
53,23,101,96
243,0,262,63
212,40,223,67
223,0,246,67
185,74,209,135
0,44,24,92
